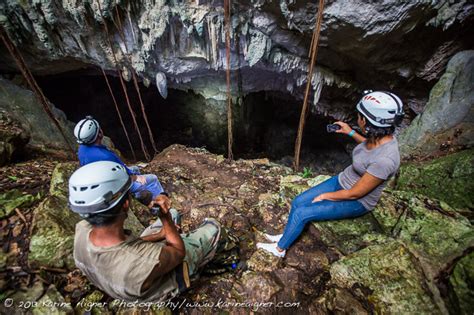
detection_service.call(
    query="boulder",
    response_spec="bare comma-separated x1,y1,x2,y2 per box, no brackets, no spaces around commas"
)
0,78,75,154
399,51,474,158
247,249,281,272
2,281,45,315
32,285,74,315
330,241,444,314
0,110,30,166
312,215,385,256
74,290,111,315
232,271,282,304
373,191,474,274
0,189,40,218
29,162,145,269
396,149,474,212
447,252,474,315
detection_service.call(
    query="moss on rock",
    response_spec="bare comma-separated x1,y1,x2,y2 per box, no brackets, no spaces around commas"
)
396,148,474,211
0,189,40,218
330,241,443,314
32,285,73,315
29,195,80,269
447,252,474,315
29,162,145,270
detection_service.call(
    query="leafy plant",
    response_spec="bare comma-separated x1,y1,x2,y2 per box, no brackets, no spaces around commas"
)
300,167,313,179
8,175,17,181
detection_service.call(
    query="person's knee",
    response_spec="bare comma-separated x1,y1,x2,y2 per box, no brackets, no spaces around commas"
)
291,207,306,223
146,174,158,182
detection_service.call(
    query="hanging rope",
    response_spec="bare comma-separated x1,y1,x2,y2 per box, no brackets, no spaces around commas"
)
96,0,150,161
113,6,158,154
100,67,136,160
0,27,75,155
224,0,234,160
293,0,325,171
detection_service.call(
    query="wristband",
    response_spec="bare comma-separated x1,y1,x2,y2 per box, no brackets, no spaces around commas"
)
160,192,169,197
348,130,356,137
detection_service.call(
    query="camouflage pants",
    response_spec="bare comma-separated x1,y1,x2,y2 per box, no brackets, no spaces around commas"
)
140,210,221,276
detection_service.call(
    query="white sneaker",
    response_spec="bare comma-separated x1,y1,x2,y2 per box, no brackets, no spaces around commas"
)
256,242,286,258
264,233,283,243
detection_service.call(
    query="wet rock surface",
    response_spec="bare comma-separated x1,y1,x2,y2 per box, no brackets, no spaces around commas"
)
0,144,473,314
1,1,473,123
399,50,474,159
0,111,30,166
396,148,474,216
0,78,75,156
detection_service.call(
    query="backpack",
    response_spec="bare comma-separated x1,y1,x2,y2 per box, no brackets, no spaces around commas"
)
202,227,241,275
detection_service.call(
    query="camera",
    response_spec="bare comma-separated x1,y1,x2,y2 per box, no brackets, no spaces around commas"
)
326,124,341,133
150,204,164,216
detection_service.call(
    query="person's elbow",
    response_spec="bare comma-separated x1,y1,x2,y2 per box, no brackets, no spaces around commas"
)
346,189,364,200
176,249,186,261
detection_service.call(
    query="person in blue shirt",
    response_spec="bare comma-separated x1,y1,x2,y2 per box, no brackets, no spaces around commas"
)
74,116,168,207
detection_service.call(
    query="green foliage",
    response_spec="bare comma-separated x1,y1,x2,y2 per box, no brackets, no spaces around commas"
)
300,167,313,179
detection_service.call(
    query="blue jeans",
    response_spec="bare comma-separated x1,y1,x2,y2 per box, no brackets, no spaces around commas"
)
277,176,368,249
130,174,164,199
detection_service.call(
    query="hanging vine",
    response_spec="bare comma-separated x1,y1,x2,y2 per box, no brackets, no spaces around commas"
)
96,0,151,161
113,6,158,154
293,0,325,171
0,27,75,155
100,67,136,161
224,0,234,160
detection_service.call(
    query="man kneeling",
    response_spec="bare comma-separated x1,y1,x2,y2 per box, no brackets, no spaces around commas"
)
68,161,220,302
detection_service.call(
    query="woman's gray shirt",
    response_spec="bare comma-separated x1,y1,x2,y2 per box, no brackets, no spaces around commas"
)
338,138,400,210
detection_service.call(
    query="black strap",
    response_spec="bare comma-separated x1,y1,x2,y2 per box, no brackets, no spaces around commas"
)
76,118,89,143
382,91,402,114
358,102,395,125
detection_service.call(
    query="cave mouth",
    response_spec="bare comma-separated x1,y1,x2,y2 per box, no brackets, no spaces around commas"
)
37,69,351,174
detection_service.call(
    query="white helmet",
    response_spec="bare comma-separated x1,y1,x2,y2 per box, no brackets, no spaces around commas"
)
68,161,132,216
356,91,404,127
74,116,100,144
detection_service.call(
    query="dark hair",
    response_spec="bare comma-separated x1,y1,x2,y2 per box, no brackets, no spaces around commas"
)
84,192,129,227
359,114,395,144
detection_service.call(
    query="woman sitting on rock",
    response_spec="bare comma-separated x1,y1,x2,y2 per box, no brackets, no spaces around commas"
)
257,91,404,257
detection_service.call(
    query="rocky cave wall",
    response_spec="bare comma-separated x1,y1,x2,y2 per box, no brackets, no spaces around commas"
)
1,1,473,117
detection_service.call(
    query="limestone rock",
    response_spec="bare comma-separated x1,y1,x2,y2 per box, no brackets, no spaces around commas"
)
373,191,474,274
233,271,281,304
3,281,45,314
32,285,73,315
29,162,145,269
49,162,78,198
247,249,281,272
399,51,474,158
312,214,384,255
330,241,444,314
1,2,471,126
0,189,40,218
396,149,474,211
0,110,30,166
29,194,81,269
447,252,474,315
0,78,75,154
279,174,331,200
322,287,370,315
75,290,110,315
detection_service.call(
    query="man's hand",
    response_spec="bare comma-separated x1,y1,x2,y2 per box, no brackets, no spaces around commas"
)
312,193,327,203
135,175,147,185
334,121,352,135
151,195,171,215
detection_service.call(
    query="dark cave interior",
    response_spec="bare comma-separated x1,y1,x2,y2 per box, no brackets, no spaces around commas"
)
36,69,352,173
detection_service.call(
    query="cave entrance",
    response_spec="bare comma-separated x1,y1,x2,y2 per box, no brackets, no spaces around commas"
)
37,70,351,173
235,91,352,173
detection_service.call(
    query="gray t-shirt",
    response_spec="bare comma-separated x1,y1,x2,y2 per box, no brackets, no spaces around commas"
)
338,138,400,210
